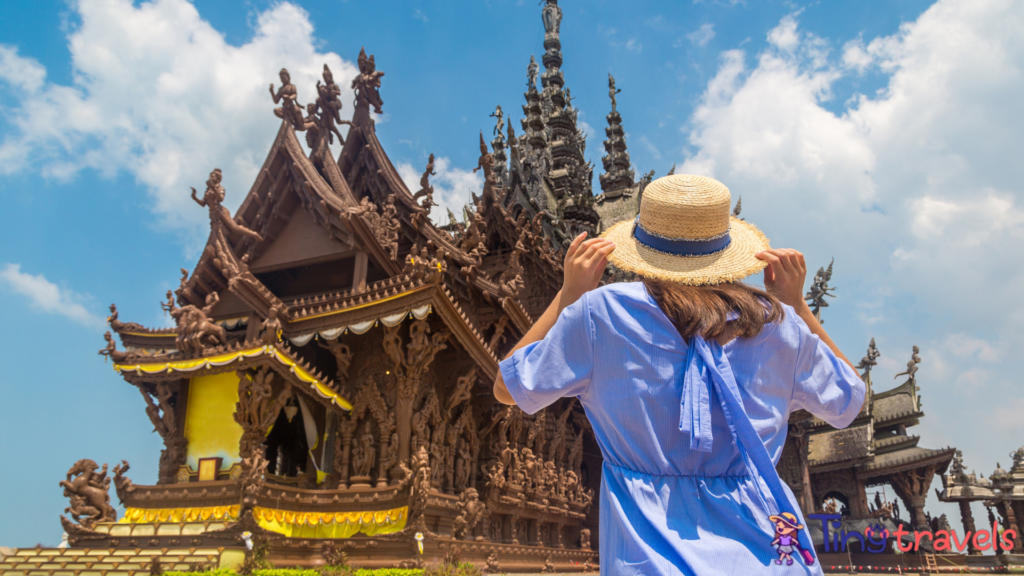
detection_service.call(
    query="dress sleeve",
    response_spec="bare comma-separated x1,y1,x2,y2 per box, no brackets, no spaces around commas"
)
790,315,866,429
499,293,595,415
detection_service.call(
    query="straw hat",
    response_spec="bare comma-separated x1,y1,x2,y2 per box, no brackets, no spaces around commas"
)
601,174,770,285
769,512,804,530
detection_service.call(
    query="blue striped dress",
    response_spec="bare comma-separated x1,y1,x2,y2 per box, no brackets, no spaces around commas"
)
500,282,864,575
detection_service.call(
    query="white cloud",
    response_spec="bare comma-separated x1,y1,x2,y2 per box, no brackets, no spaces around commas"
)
413,9,428,23
639,135,661,160
686,23,716,47
397,156,483,227
0,0,357,249
625,39,643,54
767,15,800,52
0,264,104,328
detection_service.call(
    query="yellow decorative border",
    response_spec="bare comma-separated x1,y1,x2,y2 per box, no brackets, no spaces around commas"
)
113,345,353,410
118,505,407,539
121,505,239,523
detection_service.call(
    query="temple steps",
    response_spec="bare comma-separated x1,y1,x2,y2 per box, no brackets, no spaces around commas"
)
0,548,229,576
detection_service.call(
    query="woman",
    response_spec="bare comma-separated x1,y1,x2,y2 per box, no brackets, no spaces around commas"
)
493,175,864,575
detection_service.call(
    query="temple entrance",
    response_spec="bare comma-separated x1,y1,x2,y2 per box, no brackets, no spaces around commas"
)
264,402,310,479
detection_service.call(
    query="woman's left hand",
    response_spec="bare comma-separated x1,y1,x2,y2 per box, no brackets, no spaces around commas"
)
561,232,616,307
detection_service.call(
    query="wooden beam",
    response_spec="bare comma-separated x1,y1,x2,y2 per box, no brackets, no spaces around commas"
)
352,251,368,294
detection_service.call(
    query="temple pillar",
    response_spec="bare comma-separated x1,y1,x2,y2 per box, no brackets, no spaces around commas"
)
1013,501,1024,552
959,500,981,555
1004,501,1024,553
890,465,936,532
339,417,357,489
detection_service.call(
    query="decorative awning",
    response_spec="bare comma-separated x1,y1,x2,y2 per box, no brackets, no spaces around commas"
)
286,304,432,347
114,345,353,410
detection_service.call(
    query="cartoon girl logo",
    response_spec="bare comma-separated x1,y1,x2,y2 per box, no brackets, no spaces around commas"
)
770,512,815,567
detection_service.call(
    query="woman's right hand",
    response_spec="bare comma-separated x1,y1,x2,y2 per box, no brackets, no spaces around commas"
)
561,232,616,308
755,248,809,311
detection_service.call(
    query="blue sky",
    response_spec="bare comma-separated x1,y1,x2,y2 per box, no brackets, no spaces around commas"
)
2,0,1022,547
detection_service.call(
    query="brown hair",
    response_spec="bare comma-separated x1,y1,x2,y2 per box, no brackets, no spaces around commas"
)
642,278,784,342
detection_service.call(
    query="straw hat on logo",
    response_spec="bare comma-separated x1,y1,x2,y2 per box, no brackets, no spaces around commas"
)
769,512,804,530
601,174,771,285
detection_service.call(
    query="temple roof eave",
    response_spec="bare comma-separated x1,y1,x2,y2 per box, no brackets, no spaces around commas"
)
115,343,353,412
857,446,956,480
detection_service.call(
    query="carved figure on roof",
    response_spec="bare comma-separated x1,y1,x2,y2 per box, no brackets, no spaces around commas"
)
805,259,836,322
160,289,178,318
1011,446,1024,469
411,153,438,216
301,102,321,147
857,338,881,377
191,169,264,243
527,55,539,90
490,105,505,137
60,459,116,527
541,0,562,37
259,306,283,345
270,68,305,129
172,291,226,354
108,303,145,333
473,132,497,191
608,74,621,113
894,345,921,382
381,193,401,260
315,64,346,145
352,47,385,114
98,331,129,363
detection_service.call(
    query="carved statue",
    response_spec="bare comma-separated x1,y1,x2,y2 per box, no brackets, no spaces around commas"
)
107,303,145,333
401,445,432,520
315,64,346,145
259,306,283,345
607,73,621,113
411,153,438,216
541,0,562,38
447,367,477,413
235,368,292,460
856,338,881,377
60,459,116,527
452,487,488,540
171,290,226,354
352,47,385,114
895,345,921,382
527,55,539,90
269,68,305,129
804,259,836,322
318,339,353,383
192,169,264,244
352,426,377,478
454,440,471,491
580,527,591,550
485,551,500,573
380,432,400,478
98,331,129,363
490,105,505,137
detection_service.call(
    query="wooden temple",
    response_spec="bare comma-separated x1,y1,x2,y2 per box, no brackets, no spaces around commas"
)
937,448,1024,555
25,2,963,574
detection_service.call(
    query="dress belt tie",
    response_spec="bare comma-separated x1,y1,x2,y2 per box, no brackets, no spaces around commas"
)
679,335,816,559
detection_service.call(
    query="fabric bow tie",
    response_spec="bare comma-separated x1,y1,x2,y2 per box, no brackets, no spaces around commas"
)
679,334,726,452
